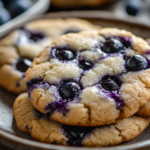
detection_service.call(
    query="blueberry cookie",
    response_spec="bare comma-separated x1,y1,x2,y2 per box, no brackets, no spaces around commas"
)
13,93,150,146
0,46,30,93
51,0,115,8
26,28,150,126
0,18,100,94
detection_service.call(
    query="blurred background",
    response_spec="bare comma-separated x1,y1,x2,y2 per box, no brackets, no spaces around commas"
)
0,0,150,26
48,0,150,25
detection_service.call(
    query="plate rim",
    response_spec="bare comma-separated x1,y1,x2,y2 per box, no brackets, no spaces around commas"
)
1,10,150,150
1,129,150,150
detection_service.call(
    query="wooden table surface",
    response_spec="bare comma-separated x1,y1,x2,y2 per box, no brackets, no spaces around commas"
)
0,145,12,150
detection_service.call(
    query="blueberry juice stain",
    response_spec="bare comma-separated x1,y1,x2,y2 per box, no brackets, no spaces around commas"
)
26,78,44,97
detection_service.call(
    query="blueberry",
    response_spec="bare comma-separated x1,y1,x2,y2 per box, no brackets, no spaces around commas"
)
63,125,92,146
125,0,142,16
101,76,122,91
59,82,80,100
16,58,32,72
80,61,93,70
102,38,124,53
24,30,45,42
56,50,75,61
0,8,11,25
7,0,32,18
127,55,147,71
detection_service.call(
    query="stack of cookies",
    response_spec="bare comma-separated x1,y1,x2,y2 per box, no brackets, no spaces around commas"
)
1,18,150,147
0,18,100,93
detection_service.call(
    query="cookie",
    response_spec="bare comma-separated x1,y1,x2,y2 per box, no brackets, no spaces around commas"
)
0,18,100,94
137,101,150,117
146,39,150,45
13,93,150,146
0,46,29,93
1,18,100,59
26,28,150,126
51,0,115,8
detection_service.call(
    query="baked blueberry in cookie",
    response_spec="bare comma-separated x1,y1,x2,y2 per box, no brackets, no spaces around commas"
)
0,18,100,94
80,61,93,70
102,38,124,53
100,75,122,91
56,50,75,61
26,28,150,126
13,93,150,146
127,55,147,71
59,82,80,100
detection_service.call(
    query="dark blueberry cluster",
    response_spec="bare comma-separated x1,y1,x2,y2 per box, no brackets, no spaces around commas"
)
59,82,80,100
16,58,31,72
0,0,32,25
63,125,94,146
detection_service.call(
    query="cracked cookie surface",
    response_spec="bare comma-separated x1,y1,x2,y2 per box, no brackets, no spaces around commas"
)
26,28,150,126
13,93,150,146
0,18,100,94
